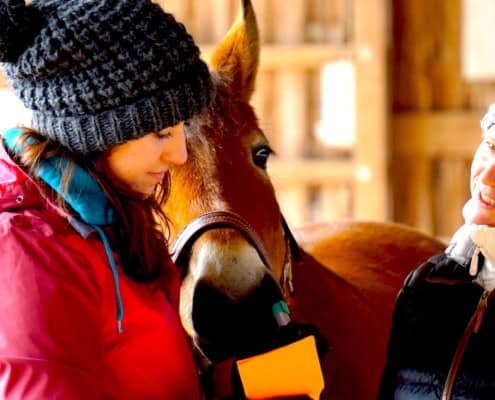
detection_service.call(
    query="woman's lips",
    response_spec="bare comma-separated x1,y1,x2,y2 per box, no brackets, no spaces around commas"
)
479,190,495,207
148,171,166,180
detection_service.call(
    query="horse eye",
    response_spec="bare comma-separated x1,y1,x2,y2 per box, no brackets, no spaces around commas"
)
253,146,272,169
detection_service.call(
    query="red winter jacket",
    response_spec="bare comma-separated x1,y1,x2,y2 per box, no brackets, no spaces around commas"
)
0,143,201,399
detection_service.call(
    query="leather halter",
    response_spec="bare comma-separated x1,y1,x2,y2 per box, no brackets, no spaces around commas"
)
171,210,296,299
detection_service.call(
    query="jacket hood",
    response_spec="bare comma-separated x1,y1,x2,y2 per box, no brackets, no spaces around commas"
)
0,139,47,213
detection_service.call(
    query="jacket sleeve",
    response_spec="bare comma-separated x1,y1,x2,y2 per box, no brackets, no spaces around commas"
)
377,256,441,399
377,284,409,399
0,213,103,399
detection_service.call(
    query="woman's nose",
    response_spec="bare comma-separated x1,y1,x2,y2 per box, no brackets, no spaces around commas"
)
161,123,188,165
480,158,495,186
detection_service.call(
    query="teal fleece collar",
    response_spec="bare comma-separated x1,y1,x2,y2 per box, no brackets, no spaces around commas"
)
3,128,116,225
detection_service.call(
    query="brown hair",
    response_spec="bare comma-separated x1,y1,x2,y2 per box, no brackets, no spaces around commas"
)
8,128,173,283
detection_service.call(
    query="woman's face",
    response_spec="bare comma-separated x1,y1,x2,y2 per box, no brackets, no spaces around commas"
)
465,128,495,226
102,122,187,196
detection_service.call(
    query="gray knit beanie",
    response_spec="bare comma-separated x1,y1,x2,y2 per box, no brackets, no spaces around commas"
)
0,0,213,154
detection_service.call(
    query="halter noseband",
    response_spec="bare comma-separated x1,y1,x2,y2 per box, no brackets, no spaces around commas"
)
171,210,296,299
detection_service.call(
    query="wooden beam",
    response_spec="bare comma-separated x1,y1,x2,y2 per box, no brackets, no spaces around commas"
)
251,0,272,43
393,111,481,158
392,156,435,234
194,0,217,43
273,70,307,157
272,0,305,44
211,0,234,42
353,0,388,220
268,159,354,185
275,187,309,227
200,44,352,70
392,0,463,110
320,185,352,220
434,159,470,238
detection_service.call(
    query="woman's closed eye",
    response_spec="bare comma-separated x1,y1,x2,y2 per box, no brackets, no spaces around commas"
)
155,130,173,139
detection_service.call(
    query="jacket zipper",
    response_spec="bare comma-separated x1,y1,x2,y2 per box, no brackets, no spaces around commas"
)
441,289,490,400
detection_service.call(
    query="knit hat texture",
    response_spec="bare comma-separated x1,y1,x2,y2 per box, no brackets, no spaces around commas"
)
0,0,213,154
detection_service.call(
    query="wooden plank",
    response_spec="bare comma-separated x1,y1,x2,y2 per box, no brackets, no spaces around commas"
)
268,159,354,185
429,0,463,108
320,184,352,221
200,44,352,70
392,156,434,234
271,0,305,44
392,0,463,110
212,0,234,41
269,0,306,158
353,0,388,220
273,70,307,157
466,82,495,109
434,158,470,239
307,0,348,42
307,70,321,155
251,0,273,43
275,186,309,227
393,111,481,158
251,71,274,142
194,0,216,42
392,111,479,237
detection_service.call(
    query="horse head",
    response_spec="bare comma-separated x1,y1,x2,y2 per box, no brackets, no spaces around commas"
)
164,0,289,363
164,2,448,398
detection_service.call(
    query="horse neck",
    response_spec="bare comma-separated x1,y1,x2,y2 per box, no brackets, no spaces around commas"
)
289,249,357,319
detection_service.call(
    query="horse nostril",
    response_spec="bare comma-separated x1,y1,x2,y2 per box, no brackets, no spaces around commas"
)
192,282,232,340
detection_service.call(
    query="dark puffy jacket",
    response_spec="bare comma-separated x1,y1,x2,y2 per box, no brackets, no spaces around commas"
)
379,253,495,399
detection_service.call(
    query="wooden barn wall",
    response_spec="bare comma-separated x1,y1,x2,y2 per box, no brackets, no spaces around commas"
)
1,1,390,230
391,0,492,239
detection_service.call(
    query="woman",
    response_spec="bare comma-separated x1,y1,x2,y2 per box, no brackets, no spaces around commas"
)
0,0,213,398
379,104,495,399
0,1,329,398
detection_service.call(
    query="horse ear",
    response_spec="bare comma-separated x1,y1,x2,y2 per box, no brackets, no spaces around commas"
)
210,0,259,102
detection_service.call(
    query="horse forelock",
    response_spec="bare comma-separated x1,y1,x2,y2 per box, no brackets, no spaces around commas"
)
166,73,258,232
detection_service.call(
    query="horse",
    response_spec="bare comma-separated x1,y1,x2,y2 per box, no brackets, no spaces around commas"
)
163,1,447,398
